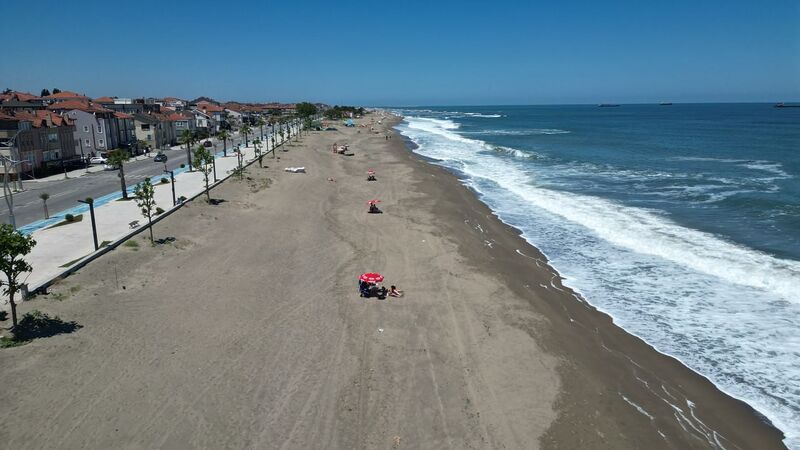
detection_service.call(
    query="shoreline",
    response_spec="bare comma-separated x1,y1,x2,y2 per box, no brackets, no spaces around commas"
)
387,113,787,448
0,112,787,448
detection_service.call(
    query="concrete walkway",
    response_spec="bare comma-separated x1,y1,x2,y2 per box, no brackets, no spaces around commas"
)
2,125,300,312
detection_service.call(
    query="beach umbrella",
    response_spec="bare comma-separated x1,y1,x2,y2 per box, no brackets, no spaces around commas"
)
360,272,384,283
367,169,375,174
367,199,381,205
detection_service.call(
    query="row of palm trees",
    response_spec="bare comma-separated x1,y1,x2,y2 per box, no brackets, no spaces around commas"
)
112,116,304,202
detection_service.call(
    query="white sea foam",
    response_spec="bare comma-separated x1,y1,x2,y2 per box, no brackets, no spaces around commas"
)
463,112,504,118
398,115,800,449
464,128,571,136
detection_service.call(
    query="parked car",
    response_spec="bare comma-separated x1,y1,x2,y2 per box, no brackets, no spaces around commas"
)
89,156,107,165
154,153,168,162
203,140,213,147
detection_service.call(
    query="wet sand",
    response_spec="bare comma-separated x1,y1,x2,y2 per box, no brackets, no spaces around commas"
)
0,113,786,449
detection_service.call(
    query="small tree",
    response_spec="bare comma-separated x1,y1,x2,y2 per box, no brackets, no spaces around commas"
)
240,123,252,148
133,178,156,244
39,193,50,219
192,145,214,202
107,150,130,199
236,147,244,179
256,116,266,141
218,129,229,157
0,224,36,328
52,88,61,94
40,88,51,97
253,139,264,168
179,129,194,171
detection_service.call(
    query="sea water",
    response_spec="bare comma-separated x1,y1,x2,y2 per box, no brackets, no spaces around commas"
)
393,104,800,448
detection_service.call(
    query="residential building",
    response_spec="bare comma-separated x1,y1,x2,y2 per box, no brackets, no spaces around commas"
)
160,97,186,110
94,96,146,114
41,91,90,104
133,113,174,150
0,99,45,114
0,110,77,177
168,111,195,138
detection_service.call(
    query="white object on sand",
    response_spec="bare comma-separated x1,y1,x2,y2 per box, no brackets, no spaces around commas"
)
284,167,306,173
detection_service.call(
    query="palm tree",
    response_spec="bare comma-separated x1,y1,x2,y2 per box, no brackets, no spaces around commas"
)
180,129,194,171
256,116,266,141
39,192,49,219
240,123,252,148
107,150,131,199
217,129,229,157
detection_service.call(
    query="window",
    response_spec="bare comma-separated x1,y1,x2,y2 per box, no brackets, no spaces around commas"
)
98,125,103,133
48,133,58,143
141,124,150,131
83,125,89,132
147,134,152,140
85,139,91,147
98,139,105,147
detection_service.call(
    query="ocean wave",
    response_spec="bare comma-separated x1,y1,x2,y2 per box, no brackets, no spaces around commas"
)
741,162,791,178
397,115,800,447
463,112,504,118
669,157,792,179
492,146,543,159
402,116,800,301
463,128,571,136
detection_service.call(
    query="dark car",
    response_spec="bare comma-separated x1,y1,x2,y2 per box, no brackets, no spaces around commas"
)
154,153,168,162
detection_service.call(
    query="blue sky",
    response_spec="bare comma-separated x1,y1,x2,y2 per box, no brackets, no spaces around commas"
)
1,0,798,105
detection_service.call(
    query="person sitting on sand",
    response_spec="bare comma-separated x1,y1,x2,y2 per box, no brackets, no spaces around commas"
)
368,203,382,214
389,285,403,297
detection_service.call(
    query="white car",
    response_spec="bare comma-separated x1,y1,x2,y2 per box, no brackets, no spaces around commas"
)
89,156,107,165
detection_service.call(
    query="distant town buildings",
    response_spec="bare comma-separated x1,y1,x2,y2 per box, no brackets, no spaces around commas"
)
1,88,320,180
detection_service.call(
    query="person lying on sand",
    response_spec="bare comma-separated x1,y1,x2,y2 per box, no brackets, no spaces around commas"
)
389,285,403,297
328,177,336,182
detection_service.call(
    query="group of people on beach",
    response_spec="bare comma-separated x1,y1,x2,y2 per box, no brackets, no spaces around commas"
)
332,142,349,154
359,281,403,300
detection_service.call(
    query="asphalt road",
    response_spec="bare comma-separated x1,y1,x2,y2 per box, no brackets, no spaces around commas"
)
0,128,280,227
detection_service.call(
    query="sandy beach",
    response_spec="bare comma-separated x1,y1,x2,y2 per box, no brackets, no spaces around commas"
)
0,113,786,449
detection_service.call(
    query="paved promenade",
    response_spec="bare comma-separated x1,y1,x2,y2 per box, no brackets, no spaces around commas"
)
2,125,298,311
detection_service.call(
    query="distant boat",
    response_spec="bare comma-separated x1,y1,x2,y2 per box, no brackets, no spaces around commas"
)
598,104,620,107
660,102,673,106
774,102,800,108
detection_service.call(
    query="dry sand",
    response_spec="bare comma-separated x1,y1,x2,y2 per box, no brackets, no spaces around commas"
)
0,114,786,449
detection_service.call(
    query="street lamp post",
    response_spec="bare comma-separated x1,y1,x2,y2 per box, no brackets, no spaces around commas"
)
164,170,176,206
77,198,98,251
212,152,217,182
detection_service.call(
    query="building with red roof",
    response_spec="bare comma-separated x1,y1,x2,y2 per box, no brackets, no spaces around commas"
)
42,91,90,103
0,109,78,176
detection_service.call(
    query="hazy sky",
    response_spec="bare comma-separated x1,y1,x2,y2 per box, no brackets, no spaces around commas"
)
2,0,798,105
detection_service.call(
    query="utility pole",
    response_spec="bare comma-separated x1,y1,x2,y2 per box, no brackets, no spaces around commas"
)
164,170,176,206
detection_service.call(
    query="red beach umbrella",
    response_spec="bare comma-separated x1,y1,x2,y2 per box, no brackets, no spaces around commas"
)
367,199,381,205
367,169,375,174
360,272,384,283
